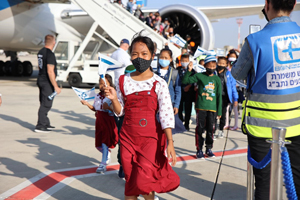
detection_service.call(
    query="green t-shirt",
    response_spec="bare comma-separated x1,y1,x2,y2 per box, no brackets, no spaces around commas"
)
182,71,222,116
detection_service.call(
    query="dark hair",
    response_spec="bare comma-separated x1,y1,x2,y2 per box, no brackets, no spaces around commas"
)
227,49,238,59
153,42,157,55
199,59,205,64
267,0,295,12
181,54,190,60
159,48,174,68
218,56,228,64
100,74,114,88
129,31,155,56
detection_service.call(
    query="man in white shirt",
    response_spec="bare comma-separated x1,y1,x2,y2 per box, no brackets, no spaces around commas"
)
111,39,132,70
110,38,131,179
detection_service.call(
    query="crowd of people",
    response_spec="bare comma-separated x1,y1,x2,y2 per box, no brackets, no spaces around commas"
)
111,0,174,40
34,0,300,199
101,37,243,170
33,34,243,200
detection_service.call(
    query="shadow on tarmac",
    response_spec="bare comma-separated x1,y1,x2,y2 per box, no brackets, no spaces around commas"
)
0,146,102,199
51,108,97,139
51,108,96,127
0,114,35,131
17,138,99,170
1,136,247,199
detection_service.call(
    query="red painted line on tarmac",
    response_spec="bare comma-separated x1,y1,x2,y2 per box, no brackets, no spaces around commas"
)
5,148,247,200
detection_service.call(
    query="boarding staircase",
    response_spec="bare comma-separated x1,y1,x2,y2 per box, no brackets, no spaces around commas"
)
72,0,181,57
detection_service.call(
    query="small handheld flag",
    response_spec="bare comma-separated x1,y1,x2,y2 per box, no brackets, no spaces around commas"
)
98,52,125,85
72,87,96,101
170,34,186,48
98,53,108,87
193,46,217,59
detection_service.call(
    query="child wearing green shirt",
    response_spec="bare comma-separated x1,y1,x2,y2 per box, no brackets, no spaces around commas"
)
182,55,222,158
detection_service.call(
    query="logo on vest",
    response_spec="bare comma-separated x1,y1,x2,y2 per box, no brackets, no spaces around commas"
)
271,34,300,71
268,34,300,90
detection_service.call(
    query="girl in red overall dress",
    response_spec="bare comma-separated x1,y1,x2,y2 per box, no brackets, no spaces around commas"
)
105,35,180,200
81,75,118,173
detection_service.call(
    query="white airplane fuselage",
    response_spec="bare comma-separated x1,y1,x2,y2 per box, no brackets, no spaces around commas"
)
0,2,91,52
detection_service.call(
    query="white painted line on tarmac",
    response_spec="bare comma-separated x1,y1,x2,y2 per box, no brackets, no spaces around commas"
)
0,171,53,199
34,177,76,200
0,149,247,200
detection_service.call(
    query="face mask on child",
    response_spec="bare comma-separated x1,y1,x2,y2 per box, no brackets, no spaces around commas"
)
228,57,236,62
181,62,189,68
132,57,152,73
159,59,171,67
206,68,215,75
217,65,227,71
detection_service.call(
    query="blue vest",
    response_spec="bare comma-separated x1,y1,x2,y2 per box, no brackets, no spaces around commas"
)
242,21,300,138
247,21,300,95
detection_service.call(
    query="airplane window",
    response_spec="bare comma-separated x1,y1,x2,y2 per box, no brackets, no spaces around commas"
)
54,42,69,60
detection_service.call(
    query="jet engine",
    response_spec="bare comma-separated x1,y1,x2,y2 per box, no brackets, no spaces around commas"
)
159,4,215,51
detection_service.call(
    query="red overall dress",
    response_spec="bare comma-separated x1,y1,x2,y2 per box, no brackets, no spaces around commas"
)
95,92,118,149
119,75,180,196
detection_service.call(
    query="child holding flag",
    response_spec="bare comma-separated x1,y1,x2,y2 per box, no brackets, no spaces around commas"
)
81,74,118,173
182,54,222,159
104,34,179,200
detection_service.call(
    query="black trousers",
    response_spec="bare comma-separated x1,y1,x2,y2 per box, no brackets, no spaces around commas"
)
248,134,300,200
196,110,215,150
216,95,229,131
36,80,54,129
179,89,195,126
114,116,124,165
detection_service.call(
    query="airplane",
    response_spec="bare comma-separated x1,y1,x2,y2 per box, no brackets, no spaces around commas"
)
0,0,299,78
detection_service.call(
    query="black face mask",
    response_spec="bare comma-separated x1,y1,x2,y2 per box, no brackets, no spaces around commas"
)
131,57,152,73
217,65,227,71
206,68,215,75
262,8,269,22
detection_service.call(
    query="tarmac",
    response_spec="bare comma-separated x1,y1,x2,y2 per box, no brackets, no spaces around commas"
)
0,54,251,200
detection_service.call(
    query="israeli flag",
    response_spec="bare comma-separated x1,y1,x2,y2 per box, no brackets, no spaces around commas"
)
72,87,96,101
193,46,207,59
193,46,217,59
194,64,206,73
98,52,125,84
170,34,186,48
191,60,206,73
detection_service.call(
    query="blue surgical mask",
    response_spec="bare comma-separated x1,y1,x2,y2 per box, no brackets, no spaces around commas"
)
159,59,170,67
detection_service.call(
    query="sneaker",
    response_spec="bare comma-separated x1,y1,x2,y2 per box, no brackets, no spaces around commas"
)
205,149,215,157
196,150,205,159
34,127,51,133
96,163,106,173
46,125,55,130
213,134,217,140
106,150,111,165
118,165,125,178
218,130,224,138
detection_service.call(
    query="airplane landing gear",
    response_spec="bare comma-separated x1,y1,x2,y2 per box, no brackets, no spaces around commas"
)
22,61,33,76
0,51,33,77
